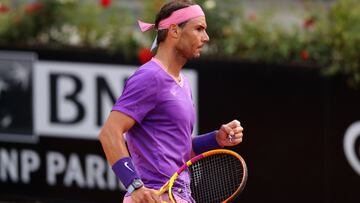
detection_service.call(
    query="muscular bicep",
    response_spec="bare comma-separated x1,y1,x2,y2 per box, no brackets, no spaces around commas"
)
99,111,136,165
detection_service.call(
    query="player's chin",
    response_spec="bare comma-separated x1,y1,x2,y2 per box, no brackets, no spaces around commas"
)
193,53,201,59
186,53,201,60
193,51,202,58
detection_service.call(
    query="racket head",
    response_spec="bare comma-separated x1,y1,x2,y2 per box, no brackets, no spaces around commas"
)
164,149,247,203
190,149,248,203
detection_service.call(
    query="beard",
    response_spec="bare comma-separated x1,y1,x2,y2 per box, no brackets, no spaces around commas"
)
175,44,201,60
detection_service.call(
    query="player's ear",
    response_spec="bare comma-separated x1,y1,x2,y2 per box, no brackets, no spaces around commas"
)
168,24,181,39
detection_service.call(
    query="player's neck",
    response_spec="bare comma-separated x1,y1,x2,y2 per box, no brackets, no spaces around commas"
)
154,45,186,79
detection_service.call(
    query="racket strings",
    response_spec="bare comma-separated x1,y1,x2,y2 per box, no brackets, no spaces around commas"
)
189,154,244,203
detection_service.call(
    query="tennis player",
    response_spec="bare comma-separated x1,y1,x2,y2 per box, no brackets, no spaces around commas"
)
98,1,244,202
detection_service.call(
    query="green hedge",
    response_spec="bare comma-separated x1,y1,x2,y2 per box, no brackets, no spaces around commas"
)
0,0,359,87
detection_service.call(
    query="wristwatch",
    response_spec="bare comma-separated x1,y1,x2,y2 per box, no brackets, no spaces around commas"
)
127,179,144,194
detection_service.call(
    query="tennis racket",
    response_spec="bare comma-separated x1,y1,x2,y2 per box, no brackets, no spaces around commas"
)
157,149,248,203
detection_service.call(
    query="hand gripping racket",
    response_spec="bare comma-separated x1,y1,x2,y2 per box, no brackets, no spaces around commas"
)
157,149,248,203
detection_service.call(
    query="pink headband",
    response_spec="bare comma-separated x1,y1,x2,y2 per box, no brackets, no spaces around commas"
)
138,5,205,32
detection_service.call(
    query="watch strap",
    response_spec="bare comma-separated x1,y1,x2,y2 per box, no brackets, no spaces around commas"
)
127,184,136,194
127,179,143,194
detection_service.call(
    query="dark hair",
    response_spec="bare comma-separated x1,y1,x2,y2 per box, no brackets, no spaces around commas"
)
154,0,195,45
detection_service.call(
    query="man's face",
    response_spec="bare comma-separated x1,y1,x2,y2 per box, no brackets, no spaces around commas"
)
176,16,210,59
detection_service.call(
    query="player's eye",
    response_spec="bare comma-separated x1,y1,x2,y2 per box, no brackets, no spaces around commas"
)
197,27,204,32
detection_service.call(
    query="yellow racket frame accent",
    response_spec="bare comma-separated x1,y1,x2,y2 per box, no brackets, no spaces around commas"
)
157,149,247,203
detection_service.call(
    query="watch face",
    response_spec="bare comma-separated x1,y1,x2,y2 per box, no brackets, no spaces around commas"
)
133,179,143,188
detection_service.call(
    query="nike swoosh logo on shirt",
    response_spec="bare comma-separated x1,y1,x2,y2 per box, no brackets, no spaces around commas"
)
124,161,134,172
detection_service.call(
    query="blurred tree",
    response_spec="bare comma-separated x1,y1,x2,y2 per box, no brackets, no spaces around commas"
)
0,0,359,87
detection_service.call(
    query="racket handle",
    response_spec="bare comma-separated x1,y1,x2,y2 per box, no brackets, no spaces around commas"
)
157,187,166,196
157,180,170,196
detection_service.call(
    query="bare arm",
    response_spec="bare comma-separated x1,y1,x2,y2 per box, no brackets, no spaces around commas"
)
98,111,162,203
98,111,135,165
